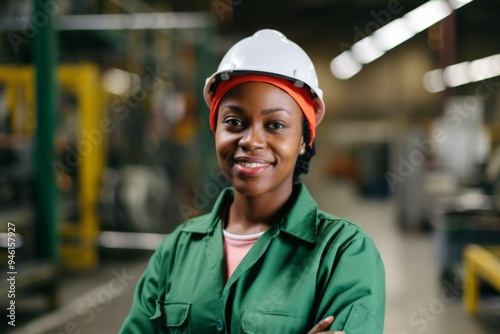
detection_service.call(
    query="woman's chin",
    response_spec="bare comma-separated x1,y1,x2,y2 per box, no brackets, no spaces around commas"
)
230,176,293,199
230,178,268,197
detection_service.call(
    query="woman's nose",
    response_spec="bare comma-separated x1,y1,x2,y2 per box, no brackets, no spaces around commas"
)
238,126,266,151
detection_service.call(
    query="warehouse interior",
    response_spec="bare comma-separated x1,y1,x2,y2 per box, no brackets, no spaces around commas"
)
1,0,500,333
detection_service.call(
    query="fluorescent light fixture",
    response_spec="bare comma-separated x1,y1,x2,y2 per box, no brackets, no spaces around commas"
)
330,0,476,79
374,18,414,51
468,54,500,82
330,51,362,80
351,36,385,64
423,69,446,93
405,0,452,33
492,54,500,75
424,53,500,92
468,58,493,82
444,61,470,87
449,0,474,10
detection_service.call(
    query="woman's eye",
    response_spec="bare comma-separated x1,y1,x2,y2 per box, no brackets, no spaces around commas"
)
267,122,285,130
225,118,243,127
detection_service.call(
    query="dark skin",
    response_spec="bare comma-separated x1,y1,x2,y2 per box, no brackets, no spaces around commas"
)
214,82,345,334
215,81,305,234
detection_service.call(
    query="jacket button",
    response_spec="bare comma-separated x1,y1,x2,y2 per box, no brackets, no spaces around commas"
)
216,319,224,332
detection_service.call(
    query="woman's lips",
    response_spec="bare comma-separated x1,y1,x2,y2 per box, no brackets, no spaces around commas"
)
232,159,272,176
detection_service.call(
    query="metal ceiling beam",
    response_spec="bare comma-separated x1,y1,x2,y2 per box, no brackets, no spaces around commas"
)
0,12,212,31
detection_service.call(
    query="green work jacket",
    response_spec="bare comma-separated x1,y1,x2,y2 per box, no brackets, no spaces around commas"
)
120,184,385,333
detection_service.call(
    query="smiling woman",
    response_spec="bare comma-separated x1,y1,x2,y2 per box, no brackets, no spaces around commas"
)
215,81,304,199
120,29,386,334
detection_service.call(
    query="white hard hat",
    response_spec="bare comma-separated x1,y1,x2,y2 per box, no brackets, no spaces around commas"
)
204,29,325,125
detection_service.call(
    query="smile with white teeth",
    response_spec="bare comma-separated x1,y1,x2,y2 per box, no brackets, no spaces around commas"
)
236,162,270,168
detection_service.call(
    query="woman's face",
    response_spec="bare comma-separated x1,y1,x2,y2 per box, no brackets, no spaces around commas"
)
215,81,305,197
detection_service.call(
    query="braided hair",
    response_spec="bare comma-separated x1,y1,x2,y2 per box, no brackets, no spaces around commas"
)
293,117,316,184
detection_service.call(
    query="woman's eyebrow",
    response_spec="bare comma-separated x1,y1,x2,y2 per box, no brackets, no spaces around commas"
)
262,108,291,116
220,105,291,116
220,104,245,113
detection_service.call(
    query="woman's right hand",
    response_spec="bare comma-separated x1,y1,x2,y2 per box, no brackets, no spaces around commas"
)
307,316,345,334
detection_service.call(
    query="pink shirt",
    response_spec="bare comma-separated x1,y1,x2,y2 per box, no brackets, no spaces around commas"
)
223,229,264,280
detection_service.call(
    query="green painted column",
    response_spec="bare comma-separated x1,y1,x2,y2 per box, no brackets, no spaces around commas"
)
33,0,58,262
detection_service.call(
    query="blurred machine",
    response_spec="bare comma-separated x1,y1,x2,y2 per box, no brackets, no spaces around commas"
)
0,64,103,271
1,32,216,272
0,10,215,326
428,97,500,284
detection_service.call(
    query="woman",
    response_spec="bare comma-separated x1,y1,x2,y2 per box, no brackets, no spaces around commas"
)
120,29,385,334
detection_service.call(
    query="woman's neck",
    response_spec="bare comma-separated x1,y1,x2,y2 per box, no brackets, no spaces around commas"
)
225,184,296,235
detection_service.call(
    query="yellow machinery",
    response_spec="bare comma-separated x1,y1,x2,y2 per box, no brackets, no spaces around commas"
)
0,63,103,270
464,244,500,315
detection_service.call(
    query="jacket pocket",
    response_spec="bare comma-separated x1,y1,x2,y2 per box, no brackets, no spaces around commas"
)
343,304,381,334
150,301,191,333
240,311,308,334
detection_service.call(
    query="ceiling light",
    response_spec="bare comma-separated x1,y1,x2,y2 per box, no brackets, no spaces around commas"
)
330,51,362,80
351,36,385,64
424,53,500,92
423,69,446,93
330,0,476,79
469,54,500,82
374,18,414,51
404,0,452,33
449,0,474,10
444,61,470,87
468,58,493,82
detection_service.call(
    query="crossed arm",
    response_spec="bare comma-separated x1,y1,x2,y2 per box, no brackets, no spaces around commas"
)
308,316,345,334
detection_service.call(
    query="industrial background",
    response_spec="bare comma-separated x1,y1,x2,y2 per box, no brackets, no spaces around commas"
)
0,0,500,333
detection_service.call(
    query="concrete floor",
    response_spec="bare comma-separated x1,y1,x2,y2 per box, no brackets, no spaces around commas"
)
309,180,500,334
5,180,500,334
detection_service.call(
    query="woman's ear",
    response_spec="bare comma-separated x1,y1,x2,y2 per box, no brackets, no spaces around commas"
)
208,92,216,106
299,136,306,155
313,98,324,126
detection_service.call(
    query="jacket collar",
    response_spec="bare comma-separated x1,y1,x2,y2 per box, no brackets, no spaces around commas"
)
180,184,319,243
278,183,319,243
